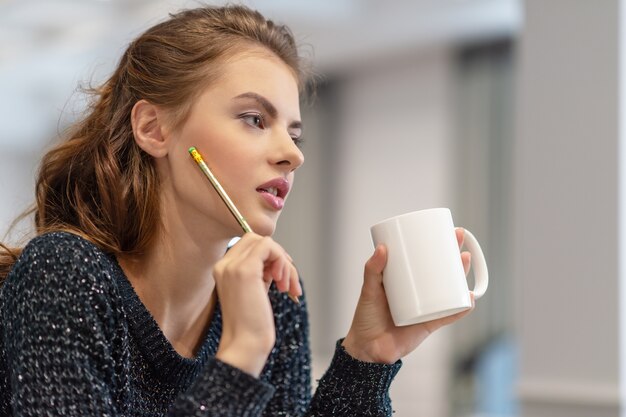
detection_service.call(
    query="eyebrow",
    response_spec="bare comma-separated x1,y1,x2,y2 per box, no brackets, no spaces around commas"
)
234,92,302,131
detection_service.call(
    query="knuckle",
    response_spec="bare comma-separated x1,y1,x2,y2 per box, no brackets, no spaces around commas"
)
213,262,226,278
222,263,235,277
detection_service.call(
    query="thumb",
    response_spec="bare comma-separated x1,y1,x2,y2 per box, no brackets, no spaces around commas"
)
363,244,387,287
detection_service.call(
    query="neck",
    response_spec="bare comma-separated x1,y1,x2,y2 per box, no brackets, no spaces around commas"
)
118,207,233,358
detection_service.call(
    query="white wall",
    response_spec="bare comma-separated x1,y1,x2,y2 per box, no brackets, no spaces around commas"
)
515,1,620,416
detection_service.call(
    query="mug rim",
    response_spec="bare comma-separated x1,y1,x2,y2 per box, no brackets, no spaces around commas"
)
370,207,451,229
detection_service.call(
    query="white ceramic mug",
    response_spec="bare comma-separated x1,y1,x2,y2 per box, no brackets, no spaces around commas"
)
370,208,488,326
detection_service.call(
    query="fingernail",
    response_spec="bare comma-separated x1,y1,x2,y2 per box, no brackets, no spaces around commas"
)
288,294,300,304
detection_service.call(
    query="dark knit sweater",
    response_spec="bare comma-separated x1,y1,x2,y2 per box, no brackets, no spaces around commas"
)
0,232,401,416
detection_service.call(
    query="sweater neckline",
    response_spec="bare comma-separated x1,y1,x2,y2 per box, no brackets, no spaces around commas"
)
107,254,222,387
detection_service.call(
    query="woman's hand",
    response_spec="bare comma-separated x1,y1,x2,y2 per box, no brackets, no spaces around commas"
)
342,228,474,364
214,233,301,377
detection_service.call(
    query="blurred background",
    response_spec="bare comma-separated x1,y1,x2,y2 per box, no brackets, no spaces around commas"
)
0,1,621,416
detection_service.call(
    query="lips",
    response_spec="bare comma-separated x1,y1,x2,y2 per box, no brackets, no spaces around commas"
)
256,177,290,210
256,178,290,199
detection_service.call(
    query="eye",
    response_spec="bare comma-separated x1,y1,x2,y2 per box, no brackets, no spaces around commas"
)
290,127,303,148
241,113,265,129
291,136,304,148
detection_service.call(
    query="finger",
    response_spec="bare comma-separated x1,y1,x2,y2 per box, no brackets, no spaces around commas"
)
225,232,262,259
363,244,387,290
461,251,471,276
276,248,296,295
260,242,293,293
283,252,299,290
430,300,474,329
262,268,273,292
280,260,291,293
262,267,274,283
240,237,282,287
287,257,301,297
270,258,287,291
243,237,296,295
288,263,301,301
449,305,472,322
455,227,465,249
267,259,292,294
232,231,261,247
248,236,283,267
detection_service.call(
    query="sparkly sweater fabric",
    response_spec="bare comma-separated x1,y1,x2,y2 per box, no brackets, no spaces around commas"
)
0,232,402,416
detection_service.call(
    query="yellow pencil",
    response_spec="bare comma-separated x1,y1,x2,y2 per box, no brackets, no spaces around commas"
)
188,146,299,304
189,146,252,233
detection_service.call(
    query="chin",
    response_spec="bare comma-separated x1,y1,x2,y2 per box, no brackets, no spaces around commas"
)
249,214,279,237
252,222,277,237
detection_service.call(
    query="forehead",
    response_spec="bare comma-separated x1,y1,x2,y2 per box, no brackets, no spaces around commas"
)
204,49,300,111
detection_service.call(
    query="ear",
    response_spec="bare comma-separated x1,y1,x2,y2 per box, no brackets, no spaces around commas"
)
131,99,171,158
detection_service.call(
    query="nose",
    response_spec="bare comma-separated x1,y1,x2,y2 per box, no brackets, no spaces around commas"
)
272,131,304,171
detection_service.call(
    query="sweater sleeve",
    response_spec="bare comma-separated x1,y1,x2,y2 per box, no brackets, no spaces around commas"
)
261,279,402,417
306,339,402,416
167,358,275,416
1,234,126,416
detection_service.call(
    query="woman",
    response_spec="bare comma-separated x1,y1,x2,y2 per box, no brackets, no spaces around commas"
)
0,5,474,416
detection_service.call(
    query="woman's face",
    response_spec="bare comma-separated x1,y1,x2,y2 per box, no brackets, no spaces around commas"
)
163,49,304,238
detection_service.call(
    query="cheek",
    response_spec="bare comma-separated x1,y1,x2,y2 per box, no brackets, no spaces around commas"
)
202,140,256,185
170,151,207,203
166,130,220,202
210,153,254,193
185,120,233,158
178,120,259,192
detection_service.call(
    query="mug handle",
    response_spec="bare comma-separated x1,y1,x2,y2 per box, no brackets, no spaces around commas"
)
461,229,488,299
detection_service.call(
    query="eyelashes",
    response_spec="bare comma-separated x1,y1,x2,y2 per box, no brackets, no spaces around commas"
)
291,136,304,148
241,113,265,129
240,112,303,148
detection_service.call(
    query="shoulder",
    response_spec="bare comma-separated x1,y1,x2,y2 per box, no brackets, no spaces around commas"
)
0,233,130,391
11,231,115,277
3,231,118,303
21,230,106,259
